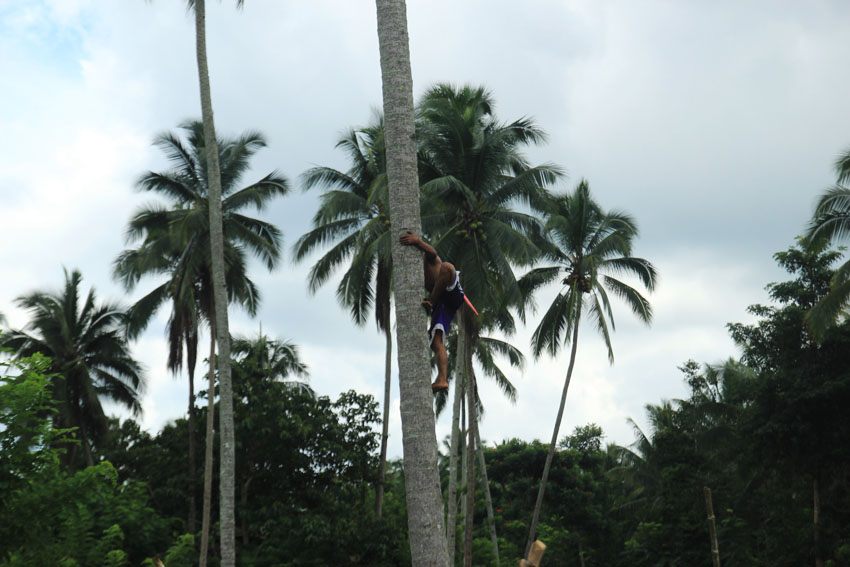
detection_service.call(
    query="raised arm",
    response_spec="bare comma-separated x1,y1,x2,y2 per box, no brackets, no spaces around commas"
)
399,231,439,263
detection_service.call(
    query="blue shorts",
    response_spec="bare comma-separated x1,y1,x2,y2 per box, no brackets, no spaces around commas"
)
429,272,465,343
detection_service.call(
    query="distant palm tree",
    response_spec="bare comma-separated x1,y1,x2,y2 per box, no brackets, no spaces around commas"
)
416,83,560,566
292,118,395,516
231,331,309,391
805,148,850,335
520,180,657,556
609,400,676,516
0,269,144,468
115,119,287,543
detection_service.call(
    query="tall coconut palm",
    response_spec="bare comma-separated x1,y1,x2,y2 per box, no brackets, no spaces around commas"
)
0,269,144,469
804,148,850,335
115,120,287,534
520,180,657,557
188,0,240,563
293,118,396,517
416,82,561,566
375,1,449,565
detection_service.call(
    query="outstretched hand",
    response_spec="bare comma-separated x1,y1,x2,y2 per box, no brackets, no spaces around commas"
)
399,231,419,246
421,299,433,313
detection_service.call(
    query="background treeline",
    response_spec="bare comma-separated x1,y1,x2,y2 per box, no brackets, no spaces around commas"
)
2,239,849,566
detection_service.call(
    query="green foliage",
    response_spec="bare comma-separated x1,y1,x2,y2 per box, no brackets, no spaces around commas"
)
0,360,171,566
0,354,69,496
164,534,197,567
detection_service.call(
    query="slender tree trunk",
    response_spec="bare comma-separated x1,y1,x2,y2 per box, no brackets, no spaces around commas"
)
577,533,586,567
200,325,216,567
79,420,95,468
703,486,720,567
241,475,252,547
375,325,393,518
188,367,197,534
446,322,466,567
460,390,467,527
474,412,500,567
814,475,823,567
463,341,477,567
375,1,448,564
525,308,582,558
193,2,235,565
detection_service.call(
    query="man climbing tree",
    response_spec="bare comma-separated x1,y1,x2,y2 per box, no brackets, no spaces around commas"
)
400,230,473,392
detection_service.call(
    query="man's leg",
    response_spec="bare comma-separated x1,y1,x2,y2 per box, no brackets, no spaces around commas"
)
428,262,456,306
431,330,449,392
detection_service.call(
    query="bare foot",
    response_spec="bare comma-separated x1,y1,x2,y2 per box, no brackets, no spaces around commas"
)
431,379,448,392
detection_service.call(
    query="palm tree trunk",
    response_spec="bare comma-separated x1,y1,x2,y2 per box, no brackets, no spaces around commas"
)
200,325,216,567
193,2,235,565
474,413,500,567
375,1,449,565
375,324,393,519
79,419,95,468
463,339,477,567
446,322,466,567
188,366,197,534
525,307,582,558
460,389,467,527
187,327,199,535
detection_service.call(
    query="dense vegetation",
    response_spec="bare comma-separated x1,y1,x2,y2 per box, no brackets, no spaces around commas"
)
4,243,850,565
4,209,850,566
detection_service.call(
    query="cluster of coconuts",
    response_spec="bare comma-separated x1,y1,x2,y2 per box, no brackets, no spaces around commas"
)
457,220,487,241
563,272,592,292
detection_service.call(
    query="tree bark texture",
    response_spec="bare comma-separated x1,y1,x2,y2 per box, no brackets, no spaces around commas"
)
375,1,448,565
446,321,466,567
525,307,583,558
375,325,393,518
199,328,215,567
193,2,235,565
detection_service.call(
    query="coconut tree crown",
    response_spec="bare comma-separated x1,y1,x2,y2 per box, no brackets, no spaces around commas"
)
115,120,289,337
804,147,850,335
1,268,144,466
294,117,392,330
416,83,563,334
522,180,657,361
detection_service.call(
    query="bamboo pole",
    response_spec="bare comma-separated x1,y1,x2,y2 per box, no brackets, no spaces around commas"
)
703,486,721,567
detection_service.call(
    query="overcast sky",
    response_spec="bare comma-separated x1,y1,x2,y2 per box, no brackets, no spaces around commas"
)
2,0,849,459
